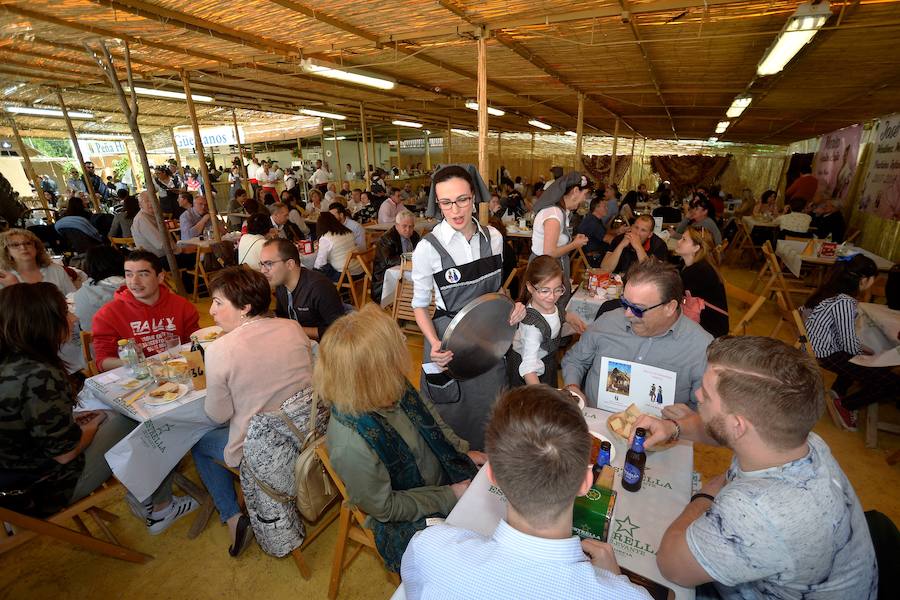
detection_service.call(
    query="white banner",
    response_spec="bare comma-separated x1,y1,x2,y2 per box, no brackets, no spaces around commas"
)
859,113,900,221
78,140,127,156
173,125,244,150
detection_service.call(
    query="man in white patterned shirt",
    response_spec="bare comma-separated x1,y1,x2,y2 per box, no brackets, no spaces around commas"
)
401,386,652,600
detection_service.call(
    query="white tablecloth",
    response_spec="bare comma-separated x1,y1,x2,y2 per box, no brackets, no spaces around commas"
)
391,406,695,600
299,250,318,270
380,265,408,307
742,215,778,233
76,360,217,501
776,240,894,278
852,302,900,367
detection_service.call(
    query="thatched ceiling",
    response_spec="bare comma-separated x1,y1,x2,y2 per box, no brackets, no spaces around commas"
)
0,0,898,145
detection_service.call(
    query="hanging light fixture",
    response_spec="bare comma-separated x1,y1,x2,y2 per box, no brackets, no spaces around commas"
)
5,105,93,119
726,96,752,119
301,59,396,90
528,119,552,130
124,87,213,103
564,131,578,137
300,109,347,120
465,101,505,117
757,2,832,76
715,121,730,134
392,120,422,128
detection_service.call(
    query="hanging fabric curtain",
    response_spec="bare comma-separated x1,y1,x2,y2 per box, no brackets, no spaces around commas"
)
649,154,732,195
581,155,631,185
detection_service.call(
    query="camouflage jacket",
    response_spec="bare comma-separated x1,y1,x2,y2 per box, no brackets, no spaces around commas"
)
0,356,83,516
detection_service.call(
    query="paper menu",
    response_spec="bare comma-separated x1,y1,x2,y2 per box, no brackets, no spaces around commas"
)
597,357,676,416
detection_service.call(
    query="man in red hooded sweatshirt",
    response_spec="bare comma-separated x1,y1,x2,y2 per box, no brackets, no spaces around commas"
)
92,250,200,372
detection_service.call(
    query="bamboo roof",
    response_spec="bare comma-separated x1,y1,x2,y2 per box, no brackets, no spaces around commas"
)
0,0,898,145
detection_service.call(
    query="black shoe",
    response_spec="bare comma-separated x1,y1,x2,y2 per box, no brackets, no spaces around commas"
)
228,514,254,557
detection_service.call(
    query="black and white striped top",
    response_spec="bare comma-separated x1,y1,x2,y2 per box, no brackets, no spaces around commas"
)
804,294,861,358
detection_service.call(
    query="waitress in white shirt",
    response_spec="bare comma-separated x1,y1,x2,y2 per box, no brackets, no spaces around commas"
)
412,165,525,449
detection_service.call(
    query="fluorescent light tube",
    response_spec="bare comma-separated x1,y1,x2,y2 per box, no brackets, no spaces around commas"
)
565,131,578,137
465,101,505,117
5,106,93,119
300,109,347,120
301,59,395,90
528,119,552,130
324,136,347,141
757,2,831,76
126,87,213,103
726,96,752,119
715,121,730,134
392,120,422,128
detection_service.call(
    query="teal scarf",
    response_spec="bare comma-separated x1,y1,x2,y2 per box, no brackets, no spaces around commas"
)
332,382,476,571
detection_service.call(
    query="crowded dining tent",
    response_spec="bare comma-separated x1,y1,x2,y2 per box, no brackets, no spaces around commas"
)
0,0,899,598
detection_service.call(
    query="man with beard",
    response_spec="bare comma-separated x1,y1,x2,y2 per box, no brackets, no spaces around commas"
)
635,336,877,600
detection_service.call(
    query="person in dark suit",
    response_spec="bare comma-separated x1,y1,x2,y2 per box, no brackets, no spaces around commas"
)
371,209,421,303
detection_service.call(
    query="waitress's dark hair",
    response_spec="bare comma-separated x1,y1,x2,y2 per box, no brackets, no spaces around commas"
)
804,254,878,309
0,282,69,371
519,255,564,304
432,165,474,192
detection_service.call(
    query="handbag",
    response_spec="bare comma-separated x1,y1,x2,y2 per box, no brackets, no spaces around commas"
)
682,290,728,323
276,393,336,522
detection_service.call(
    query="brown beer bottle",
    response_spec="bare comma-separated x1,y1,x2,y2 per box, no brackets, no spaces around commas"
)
622,427,647,492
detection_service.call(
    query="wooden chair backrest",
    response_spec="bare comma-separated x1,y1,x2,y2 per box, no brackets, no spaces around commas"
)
315,445,367,531
108,236,135,249
336,246,377,308
502,267,519,294
790,309,816,357
570,247,589,287
725,281,767,336
392,261,434,323
79,330,98,377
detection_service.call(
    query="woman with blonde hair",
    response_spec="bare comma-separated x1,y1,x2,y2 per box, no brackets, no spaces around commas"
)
0,228,74,293
674,227,729,338
317,304,480,572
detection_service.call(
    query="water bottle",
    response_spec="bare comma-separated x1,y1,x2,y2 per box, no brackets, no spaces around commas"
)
117,339,149,379
131,342,150,379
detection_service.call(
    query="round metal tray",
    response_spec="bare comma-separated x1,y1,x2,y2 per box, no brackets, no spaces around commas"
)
441,293,516,380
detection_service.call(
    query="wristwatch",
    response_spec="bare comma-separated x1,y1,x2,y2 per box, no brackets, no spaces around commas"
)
665,418,681,443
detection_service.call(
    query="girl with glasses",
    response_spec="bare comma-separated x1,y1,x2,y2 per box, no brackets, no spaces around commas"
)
506,256,572,387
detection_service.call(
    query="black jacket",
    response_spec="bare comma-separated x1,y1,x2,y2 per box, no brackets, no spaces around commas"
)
371,227,421,302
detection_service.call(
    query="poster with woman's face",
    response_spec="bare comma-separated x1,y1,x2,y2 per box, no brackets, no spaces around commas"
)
860,114,900,222
813,125,862,206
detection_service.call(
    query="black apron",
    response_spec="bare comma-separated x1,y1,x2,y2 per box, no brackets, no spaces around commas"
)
506,305,565,388
419,221,504,450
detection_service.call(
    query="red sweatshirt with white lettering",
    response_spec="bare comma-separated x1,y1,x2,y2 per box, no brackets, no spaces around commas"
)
92,285,200,369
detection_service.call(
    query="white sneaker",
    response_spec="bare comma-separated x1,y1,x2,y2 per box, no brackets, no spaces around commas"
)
146,495,198,535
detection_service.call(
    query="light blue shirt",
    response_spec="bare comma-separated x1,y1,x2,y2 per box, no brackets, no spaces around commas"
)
345,217,365,249
401,519,653,600
687,433,877,600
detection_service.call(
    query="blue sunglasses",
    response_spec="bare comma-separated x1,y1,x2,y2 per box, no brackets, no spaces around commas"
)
620,297,667,319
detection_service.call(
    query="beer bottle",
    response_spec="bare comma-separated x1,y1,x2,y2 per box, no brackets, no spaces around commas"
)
190,334,204,360
622,427,647,492
592,441,612,479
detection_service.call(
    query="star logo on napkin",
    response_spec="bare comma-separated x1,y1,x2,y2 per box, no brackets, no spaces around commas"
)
613,515,639,537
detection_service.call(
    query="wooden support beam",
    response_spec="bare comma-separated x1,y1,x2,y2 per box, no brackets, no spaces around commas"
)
56,89,99,211
124,141,142,190
332,120,343,187
637,138,647,185
609,119,620,184
575,93,585,166
169,128,186,185
446,119,452,164
231,109,248,193
424,130,431,171
359,104,370,187
87,40,184,294
8,117,48,211
396,127,402,170
529,132,536,182
477,36,489,181
181,70,222,242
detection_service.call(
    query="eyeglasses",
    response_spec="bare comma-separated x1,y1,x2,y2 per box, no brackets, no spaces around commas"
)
436,196,473,210
534,286,566,296
620,297,667,319
259,259,286,270
8,241,34,249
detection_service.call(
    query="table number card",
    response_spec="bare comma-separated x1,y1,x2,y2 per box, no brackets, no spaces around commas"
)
597,357,676,416
182,350,206,391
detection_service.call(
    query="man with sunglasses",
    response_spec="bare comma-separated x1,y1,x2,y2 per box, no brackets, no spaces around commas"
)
259,238,344,341
562,259,712,409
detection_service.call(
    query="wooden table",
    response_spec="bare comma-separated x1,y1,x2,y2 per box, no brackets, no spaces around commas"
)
776,240,894,279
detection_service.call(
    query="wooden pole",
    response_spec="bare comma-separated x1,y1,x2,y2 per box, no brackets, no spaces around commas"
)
396,127,402,170
332,120,343,187
181,69,221,242
354,137,361,177
231,109,248,193
628,135,637,190
529,132,536,183
359,103,370,188
296,137,304,161
496,132,502,183
8,117,49,212
87,40,183,293
424,129,431,171
168,127,186,187
446,118,452,163
575,93,585,167
369,127,376,172
476,36,489,180
56,89,98,211
637,138,647,186
609,119,620,185
124,141,142,190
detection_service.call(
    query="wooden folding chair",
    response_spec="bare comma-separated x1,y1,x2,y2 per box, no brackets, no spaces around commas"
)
0,479,151,564
714,238,729,264
569,247,589,288
108,236,135,251
502,266,519,294
79,330,98,377
758,241,815,312
315,445,399,599
391,261,434,330
726,219,759,265
336,247,376,309
183,246,213,303
724,282,767,336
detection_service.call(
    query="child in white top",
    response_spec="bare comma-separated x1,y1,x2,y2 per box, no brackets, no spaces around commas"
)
507,256,569,387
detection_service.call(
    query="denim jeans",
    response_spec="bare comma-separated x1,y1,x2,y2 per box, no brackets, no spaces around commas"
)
191,425,241,523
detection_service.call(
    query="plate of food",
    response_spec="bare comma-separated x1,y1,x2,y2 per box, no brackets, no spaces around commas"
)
143,382,189,406
606,403,676,451
148,357,190,382
193,326,223,346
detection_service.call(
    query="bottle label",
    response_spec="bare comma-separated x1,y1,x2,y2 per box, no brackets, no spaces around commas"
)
623,463,642,485
632,437,645,453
